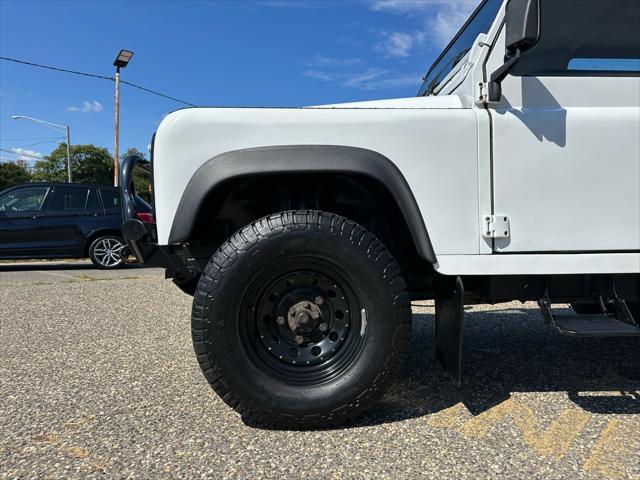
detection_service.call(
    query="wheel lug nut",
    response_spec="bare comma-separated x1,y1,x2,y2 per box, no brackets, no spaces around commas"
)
319,323,329,332
315,296,324,305
294,335,304,344
276,316,285,326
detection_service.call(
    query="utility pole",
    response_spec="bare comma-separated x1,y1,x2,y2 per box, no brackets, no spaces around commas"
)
112,49,134,187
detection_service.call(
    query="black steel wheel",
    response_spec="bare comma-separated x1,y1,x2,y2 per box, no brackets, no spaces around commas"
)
244,264,365,386
191,210,411,428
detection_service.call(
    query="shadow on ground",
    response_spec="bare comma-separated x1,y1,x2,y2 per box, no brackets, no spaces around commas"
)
346,306,640,429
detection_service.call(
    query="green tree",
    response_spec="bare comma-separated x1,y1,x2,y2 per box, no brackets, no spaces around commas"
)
32,143,113,185
0,160,32,190
120,147,152,203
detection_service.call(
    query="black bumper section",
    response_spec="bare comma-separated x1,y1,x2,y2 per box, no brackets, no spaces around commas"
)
119,154,201,283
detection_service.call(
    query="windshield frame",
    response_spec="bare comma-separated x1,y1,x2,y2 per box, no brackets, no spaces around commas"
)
418,0,502,96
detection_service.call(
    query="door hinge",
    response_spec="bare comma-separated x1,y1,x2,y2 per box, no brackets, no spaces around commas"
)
476,82,488,105
482,215,510,239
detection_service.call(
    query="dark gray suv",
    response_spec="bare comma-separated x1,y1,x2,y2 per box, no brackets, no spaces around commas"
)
0,183,152,268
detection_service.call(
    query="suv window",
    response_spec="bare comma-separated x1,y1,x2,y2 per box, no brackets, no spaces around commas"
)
418,0,501,96
512,0,640,76
47,186,89,211
0,186,48,212
86,188,101,210
100,188,120,213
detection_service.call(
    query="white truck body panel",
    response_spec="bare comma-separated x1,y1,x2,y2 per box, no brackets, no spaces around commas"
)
153,102,480,256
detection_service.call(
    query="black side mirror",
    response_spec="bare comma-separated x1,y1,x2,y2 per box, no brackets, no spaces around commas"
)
505,0,540,55
488,0,540,102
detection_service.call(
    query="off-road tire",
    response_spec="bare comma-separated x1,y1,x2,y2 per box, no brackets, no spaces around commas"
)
191,210,411,428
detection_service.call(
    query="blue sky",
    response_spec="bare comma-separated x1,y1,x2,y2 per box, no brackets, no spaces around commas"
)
0,0,480,165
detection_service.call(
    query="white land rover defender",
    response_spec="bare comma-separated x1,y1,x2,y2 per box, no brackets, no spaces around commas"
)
120,0,640,428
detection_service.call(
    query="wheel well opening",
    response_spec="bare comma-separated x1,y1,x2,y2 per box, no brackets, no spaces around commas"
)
187,173,434,291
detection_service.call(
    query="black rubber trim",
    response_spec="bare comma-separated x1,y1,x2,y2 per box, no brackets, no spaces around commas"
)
168,145,437,264
119,154,139,222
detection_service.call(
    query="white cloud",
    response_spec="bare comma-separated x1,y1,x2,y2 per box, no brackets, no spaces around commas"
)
375,31,424,58
366,73,420,89
258,0,324,8
304,55,363,68
303,67,419,91
371,0,432,14
431,2,478,46
302,70,338,82
66,100,103,113
299,0,480,92
303,68,387,88
10,147,43,160
370,0,480,54
371,0,477,15
342,68,389,87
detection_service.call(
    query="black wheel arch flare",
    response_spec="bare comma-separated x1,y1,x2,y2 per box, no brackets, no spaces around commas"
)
168,145,437,264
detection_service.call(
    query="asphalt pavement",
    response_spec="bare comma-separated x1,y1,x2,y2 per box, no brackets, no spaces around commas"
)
1,261,638,479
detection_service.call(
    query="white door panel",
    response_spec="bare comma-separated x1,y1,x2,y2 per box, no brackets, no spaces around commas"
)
493,100,640,252
491,62,640,252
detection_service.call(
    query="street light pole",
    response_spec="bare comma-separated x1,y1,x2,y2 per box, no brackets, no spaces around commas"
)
114,66,120,187
112,49,134,188
12,115,72,182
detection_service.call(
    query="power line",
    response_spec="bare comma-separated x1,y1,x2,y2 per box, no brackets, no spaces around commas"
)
0,137,65,148
2,137,65,148
120,80,197,107
0,56,113,80
0,56,199,107
0,135,65,142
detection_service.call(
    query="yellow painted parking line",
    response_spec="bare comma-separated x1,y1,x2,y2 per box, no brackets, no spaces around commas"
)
427,398,593,460
427,402,467,429
584,419,640,480
458,398,591,459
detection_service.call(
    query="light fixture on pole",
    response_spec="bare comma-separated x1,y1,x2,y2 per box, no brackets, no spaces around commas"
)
112,49,134,187
12,115,72,183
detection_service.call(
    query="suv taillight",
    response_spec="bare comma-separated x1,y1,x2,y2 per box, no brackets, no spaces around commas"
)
136,212,154,224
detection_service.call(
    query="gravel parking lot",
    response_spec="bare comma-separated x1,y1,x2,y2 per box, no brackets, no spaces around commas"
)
1,262,638,479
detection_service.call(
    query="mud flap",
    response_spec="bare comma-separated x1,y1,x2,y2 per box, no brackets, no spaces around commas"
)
435,276,464,385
